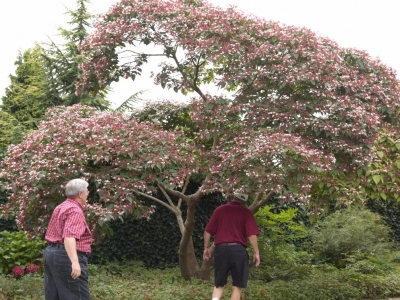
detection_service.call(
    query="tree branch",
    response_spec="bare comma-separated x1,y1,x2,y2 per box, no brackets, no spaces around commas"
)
157,183,176,207
171,50,207,101
133,189,178,215
249,190,275,214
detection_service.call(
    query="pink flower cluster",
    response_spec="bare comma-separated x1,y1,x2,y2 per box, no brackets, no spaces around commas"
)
12,263,40,278
26,263,40,274
12,266,24,277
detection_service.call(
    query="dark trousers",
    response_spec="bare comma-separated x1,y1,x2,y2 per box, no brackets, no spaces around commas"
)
44,245,91,300
214,244,249,288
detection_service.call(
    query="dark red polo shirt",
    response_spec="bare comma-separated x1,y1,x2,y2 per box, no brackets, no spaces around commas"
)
205,200,259,247
45,198,92,253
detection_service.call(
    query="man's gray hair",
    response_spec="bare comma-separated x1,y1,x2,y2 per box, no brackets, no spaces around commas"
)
65,178,89,198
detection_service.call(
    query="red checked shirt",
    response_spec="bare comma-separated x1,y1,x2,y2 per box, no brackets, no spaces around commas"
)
45,198,92,253
205,200,259,247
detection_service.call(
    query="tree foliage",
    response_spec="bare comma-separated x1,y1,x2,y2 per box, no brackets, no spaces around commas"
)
41,0,109,109
306,208,392,267
0,105,194,235
1,0,400,280
0,0,110,156
78,0,400,204
0,111,26,153
1,46,58,130
0,0,111,237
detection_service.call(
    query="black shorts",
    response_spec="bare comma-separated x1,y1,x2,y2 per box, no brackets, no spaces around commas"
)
214,244,249,288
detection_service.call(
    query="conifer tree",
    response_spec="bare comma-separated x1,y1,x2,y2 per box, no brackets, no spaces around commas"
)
42,0,109,109
1,45,57,130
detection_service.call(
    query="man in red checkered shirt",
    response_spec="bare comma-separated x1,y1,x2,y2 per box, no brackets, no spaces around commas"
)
43,178,92,299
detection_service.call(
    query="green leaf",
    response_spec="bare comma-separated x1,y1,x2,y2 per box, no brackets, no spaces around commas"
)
372,175,381,184
308,214,317,224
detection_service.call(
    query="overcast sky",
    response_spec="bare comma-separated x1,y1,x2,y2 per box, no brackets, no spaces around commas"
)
1,0,399,108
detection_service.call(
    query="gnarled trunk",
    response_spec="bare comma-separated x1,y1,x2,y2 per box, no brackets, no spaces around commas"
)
178,196,214,280
179,236,201,279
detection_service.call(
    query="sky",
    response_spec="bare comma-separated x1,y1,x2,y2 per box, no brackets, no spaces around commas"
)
1,0,399,108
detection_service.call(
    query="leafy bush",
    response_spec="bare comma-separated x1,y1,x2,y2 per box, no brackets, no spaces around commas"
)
343,251,396,275
0,231,45,275
257,269,360,300
254,205,311,281
255,266,400,300
305,208,392,267
255,205,308,246
251,242,313,282
344,270,400,299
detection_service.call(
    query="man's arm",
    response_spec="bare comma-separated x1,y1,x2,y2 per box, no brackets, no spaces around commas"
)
203,231,212,261
64,237,81,279
248,235,260,267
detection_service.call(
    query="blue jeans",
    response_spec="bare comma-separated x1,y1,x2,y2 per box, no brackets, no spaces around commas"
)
44,245,91,300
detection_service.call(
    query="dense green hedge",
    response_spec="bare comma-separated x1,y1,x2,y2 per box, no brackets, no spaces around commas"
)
366,198,400,244
0,189,17,233
90,186,225,268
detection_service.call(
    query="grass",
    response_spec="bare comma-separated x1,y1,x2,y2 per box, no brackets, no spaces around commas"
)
0,261,215,300
1,260,400,300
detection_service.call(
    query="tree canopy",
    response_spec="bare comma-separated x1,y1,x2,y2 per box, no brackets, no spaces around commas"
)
77,0,400,202
1,0,400,279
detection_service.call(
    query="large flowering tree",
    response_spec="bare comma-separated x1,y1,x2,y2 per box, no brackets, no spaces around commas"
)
2,0,400,280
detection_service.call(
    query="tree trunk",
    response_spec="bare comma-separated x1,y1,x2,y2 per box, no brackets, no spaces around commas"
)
198,245,213,280
179,233,213,280
179,197,208,280
179,236,201,279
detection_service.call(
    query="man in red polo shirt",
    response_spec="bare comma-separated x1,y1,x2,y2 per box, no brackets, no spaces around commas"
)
203,193,260,300
44,178,92,300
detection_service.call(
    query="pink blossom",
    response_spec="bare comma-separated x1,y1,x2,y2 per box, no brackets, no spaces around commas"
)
12,266,25,277
26,263,40,274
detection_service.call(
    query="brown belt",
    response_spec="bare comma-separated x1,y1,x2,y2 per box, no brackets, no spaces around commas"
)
217,242,242,246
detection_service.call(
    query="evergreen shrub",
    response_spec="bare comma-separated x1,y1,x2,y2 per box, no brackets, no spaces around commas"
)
306,208,392,267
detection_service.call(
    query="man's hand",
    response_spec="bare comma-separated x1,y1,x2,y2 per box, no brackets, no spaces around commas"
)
203,248,211,261
253,252,260,267
64,237,81,279
71,261,82,279
248,235,260,267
